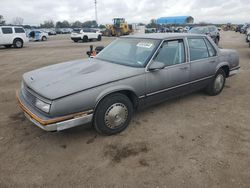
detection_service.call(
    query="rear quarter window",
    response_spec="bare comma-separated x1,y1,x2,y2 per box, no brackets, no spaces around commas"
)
2,27,13,34
14,28,25,33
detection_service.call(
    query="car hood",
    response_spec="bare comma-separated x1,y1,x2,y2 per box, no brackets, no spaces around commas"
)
23,58,144,100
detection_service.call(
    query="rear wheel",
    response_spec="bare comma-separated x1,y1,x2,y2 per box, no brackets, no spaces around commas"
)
94,93,133,135
73,39,78,42
42,36,47,41
82,36,88,42
13,39,23,48
206,69,226,96
215,37,219,45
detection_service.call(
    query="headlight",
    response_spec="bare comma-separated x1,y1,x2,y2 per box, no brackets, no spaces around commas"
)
35,98,51,113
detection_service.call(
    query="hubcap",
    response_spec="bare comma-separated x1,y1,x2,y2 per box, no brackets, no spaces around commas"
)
214,74,224,92
16,41,22,47
104,103,128,129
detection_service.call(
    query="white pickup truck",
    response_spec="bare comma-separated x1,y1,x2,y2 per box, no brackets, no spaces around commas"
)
71,28,102,42
0,26,29,48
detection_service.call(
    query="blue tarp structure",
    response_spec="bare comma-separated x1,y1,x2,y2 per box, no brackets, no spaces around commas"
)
156,16,194,25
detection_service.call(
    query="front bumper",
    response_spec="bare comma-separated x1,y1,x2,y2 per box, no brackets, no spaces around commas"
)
16,91,93,131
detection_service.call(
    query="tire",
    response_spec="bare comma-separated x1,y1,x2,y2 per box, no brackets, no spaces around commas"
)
73,39,78,42
42,36,47,41
206,69,226,96
93,93,133,135
249,42,250,48
4,45,12,48
82,36,88,42
13,38,23,48
214,37,219,45
97,35,102,41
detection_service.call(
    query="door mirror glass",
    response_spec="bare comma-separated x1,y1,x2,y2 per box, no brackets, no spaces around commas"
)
148,61,165,71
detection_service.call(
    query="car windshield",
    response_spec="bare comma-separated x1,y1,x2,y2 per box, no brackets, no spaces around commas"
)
189,27,208,34
96,38,160,67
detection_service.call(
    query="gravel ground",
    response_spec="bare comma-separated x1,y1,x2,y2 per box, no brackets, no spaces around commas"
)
0,32,250,188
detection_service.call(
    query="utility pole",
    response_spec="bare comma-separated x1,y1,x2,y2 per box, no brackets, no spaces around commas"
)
95,0,98,25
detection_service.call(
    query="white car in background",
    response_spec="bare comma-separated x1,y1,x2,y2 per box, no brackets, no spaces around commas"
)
0,26,29,48
71,28,102,42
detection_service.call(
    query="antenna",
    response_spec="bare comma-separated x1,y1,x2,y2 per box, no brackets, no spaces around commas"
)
95,0,98,25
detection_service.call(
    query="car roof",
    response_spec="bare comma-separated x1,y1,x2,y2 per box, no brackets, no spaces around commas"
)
0,25,24,28
121,33,206,40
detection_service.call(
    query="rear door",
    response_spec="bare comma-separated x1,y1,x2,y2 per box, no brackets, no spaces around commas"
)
145,38,190,104
187,37,217,88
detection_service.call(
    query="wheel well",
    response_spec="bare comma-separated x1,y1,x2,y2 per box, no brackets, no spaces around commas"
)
220,65,229,77
13,38,23,43
118,90,139,109
96,90,139,110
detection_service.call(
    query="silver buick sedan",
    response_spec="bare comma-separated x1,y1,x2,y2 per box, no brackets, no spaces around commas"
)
17,33,240,135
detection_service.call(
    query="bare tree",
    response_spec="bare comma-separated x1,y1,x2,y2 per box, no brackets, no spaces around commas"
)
0,15,5,25
12,17,24,25
40,20,55,28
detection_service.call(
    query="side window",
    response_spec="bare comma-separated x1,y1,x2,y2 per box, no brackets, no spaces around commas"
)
2,27,13,34
188,38,209,61
14,28,25,33
154,40,185,66
204,38,216,57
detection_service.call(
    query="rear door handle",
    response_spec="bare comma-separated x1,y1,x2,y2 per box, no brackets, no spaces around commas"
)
179,66,188,70
209,60,216,63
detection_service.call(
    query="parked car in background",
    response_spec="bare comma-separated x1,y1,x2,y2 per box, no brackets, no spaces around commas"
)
71,28,102,42
56,28,72,34
0,26,29,48
245,27,250,43
189,25,220,45
235,25,243,32
47,29,57,35
17,33,240,134
28,30,49,41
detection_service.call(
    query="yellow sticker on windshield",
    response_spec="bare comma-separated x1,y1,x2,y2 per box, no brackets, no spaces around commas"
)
136,42,153,48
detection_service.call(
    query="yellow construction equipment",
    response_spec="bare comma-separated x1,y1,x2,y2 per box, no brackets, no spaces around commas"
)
103,18,131,37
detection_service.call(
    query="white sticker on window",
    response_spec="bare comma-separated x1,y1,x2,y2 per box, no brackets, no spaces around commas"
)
137,42,153,48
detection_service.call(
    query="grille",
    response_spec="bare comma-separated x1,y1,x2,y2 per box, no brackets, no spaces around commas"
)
22,85,37,106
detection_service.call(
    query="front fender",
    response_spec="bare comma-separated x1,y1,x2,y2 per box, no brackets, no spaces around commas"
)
94,85,138,109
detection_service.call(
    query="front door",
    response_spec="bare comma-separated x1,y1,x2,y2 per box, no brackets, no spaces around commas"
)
145,39,190,105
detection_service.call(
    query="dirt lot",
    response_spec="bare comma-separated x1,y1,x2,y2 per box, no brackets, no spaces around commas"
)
0,32,250,188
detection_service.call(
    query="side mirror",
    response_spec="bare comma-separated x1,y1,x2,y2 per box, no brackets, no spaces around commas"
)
148,61,165,71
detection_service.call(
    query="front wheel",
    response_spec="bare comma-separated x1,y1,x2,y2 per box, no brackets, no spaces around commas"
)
97,35,102,41
82,36,88,42
13,39,23,48
93,93,133,135
206,69,226,96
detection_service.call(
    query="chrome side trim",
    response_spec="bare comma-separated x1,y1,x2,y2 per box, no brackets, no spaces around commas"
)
146,75,214,97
